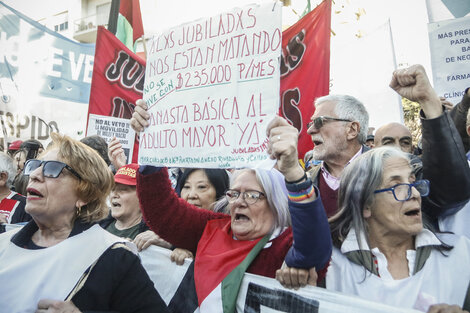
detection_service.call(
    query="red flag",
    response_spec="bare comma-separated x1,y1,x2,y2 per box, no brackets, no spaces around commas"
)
280,0,331,159
108,0,144,52
87,26,146,162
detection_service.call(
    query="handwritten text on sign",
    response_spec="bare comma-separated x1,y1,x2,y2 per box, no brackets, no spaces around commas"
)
140,2,281,168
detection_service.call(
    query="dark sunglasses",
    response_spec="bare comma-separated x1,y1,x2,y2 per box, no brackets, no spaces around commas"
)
24,159,82,180
307,116,352,130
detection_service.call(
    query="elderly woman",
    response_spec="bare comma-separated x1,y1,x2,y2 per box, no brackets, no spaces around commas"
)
328,147,470,312
0,133,168,313
100,163,150,240
131,100,332,312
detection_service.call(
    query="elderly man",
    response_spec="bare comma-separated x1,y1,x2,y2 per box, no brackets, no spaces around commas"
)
306,95,369,217
374,122,413,153
0,152,30,232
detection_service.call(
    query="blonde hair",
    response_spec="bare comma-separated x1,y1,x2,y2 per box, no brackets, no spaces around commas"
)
47,133,114,223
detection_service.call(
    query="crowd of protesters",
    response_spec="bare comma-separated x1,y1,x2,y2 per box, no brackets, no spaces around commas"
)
0,64,469,312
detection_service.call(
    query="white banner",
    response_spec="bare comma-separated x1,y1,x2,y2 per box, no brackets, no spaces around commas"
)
86,114,135,164
428,16,470,104
139,245,421,313
139,2,281,169
0,2,94,146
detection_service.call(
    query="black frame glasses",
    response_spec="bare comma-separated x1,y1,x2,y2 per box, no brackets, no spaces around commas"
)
225,190,266,205
374,179,430,201
307,116,352,130
24,159,82,180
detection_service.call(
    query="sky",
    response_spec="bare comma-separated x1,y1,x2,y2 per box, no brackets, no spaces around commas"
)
140,0,432,75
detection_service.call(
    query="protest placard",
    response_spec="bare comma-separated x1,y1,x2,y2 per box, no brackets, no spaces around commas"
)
139,1,282,168
86,114,135,164
428,16,470,104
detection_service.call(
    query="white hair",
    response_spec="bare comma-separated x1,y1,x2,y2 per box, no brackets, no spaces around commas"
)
0,152,17,188
315,94,369,144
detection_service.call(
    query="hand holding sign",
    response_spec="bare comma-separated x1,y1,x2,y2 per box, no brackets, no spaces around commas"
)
266,116,305,183
275,266,317,290
108,137,127,170
130,99,150,132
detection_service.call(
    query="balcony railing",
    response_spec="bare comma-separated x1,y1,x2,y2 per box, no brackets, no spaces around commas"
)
74,13,108,42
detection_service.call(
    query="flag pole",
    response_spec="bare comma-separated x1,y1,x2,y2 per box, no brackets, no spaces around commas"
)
107,0,120,35
141,35,147,58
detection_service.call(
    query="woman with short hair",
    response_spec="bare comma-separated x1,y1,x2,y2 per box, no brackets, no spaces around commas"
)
0,133,168,313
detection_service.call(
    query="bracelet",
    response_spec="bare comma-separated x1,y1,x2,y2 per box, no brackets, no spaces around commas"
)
285,178,313,192
288,184,315,202
285,173,307,184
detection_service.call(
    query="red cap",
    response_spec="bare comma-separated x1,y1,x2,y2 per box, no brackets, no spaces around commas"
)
114,163,139,186
8,140,23,152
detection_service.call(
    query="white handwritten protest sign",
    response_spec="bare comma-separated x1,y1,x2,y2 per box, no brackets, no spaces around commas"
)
139,2,281,168
428,16,470,104
87,114,135,164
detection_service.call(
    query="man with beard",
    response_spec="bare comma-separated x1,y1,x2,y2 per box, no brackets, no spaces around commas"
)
306,95,369,217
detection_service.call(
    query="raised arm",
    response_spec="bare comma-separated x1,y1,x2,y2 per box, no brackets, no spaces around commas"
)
137,167,227,253
390,65,470,219
130,100,227,253
266,117,332,271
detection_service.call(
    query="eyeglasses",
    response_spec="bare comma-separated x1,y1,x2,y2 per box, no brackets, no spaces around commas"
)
24,159,82,180
225,190,266,205
374,179,429,201
307,116,352,130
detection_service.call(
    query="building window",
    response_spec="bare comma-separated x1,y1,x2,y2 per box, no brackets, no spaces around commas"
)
53,11,68,33
59,21,68,31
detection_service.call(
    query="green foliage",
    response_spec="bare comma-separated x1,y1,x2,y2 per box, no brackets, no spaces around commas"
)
402,98,421,147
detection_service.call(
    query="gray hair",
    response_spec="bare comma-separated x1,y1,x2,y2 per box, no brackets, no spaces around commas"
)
214,168,291,231
0,152,17,189
315,94,369,144
330,146,410,249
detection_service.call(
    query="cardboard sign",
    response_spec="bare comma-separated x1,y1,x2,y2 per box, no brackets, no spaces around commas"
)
86,114,135,164
139,2,282,168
